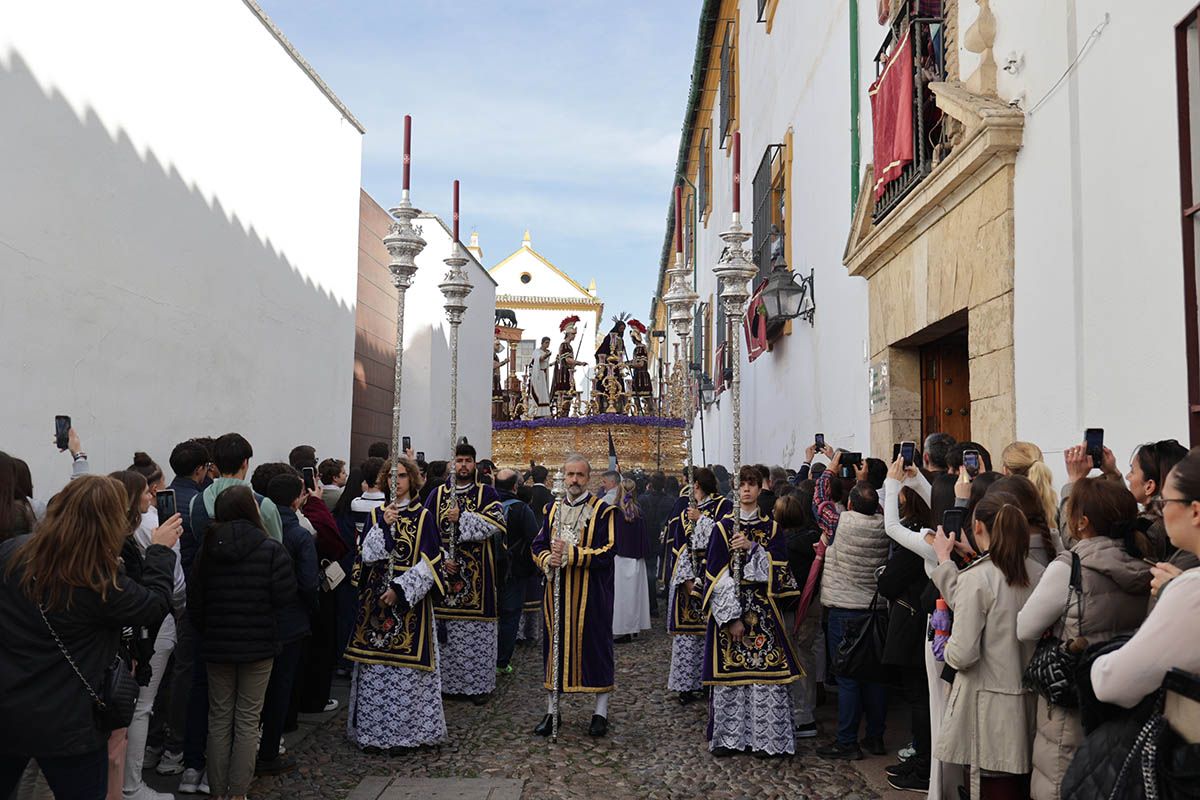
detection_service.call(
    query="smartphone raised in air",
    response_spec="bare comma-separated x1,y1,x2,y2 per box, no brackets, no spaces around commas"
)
815,433,825,450
963,450,981,477
416,451,426,463
899,441,916,468
402,435,412,452
302,466,316,492
54,415,71,451
155,489,177,522
1085,428,1104,469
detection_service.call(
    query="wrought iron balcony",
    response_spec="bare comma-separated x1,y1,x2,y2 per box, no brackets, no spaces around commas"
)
872,3,947,223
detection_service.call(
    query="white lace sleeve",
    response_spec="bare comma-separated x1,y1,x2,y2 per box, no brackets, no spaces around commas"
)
694,515,715,549
672,549,696,585
710,572,742,626
743,544,771,582
360,524,389,564
459,511,499,542
396,559,436,605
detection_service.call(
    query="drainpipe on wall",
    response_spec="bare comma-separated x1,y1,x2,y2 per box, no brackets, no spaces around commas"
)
849,0,861,213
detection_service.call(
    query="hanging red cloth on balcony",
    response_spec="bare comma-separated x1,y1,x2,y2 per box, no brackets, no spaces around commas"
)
743,282,769,363
870,28,914,200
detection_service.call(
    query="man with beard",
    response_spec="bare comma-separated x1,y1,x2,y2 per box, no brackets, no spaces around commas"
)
425,443,507,704
531,454,616,737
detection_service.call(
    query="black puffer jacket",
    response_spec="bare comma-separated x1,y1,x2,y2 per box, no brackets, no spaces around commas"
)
877,544,928,667
187,520,296,663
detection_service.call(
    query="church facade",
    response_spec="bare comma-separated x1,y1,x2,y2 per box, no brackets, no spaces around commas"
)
487,231,605,397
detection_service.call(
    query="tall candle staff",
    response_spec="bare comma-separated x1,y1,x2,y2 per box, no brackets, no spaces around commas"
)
439,180,473,452
383,115,427,496
713,131,756,585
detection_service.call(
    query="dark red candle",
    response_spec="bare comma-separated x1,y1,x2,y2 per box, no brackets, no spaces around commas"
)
674,185,683,253
452,180,460,243
732,130,741,214
403,115,412,191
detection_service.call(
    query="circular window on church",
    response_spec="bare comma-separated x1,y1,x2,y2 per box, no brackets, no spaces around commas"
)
520,272,532,284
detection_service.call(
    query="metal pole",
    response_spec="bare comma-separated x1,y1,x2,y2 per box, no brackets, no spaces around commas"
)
384,190,427,495
440,241,473,455
713,214,756,478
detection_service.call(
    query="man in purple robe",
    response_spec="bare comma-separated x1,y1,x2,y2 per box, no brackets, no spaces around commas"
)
702,464,802,757
531,454,616,737
425,443,507,704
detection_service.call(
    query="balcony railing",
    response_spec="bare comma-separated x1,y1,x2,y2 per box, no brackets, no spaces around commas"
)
872,2,947,223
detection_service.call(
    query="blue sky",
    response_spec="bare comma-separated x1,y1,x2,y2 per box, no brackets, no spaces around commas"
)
258,0,699,324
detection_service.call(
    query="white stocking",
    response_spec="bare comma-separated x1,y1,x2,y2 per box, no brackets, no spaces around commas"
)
594,692,610,718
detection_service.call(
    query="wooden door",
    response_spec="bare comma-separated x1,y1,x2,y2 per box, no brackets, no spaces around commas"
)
920,333,971,443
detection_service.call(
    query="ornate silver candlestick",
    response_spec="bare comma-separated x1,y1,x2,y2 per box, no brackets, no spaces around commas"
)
712,212,757,475
439,240,473,452
383,188,426,496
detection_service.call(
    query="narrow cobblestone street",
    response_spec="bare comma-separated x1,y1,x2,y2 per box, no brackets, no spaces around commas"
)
243,623,894,800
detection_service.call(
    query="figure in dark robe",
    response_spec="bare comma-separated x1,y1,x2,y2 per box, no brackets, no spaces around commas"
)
531,455,616,738
702,465,802,757
627,319,653,414
346,465,446,751
593,314,629,413
552,316,583,415
667,468,733,702
425,443,507,702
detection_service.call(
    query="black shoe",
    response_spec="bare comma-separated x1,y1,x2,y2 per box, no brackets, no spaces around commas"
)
862,736,887,756
888,771,931,793
886,760,915,778
387,746,416,757
361,745,384,755
710,746,742,757
254,755,296,776
533,714,558,736
470,692,491,706
678,690,702,705
816,740,863,760
588,714,608,737
613,634,633,644
794,722,818,739
752,749,790,759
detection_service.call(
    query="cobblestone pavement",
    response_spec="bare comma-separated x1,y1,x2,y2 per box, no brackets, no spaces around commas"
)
242,621,896,800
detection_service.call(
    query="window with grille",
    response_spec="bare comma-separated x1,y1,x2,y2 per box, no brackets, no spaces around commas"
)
692,301,704,369
720,22,736,146
698,128,710,220
751,144,786,287
703,301,714,378
684,192,695,267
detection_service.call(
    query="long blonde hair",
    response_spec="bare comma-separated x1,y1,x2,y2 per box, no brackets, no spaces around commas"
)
7,475,131,611
1001,441,1058,530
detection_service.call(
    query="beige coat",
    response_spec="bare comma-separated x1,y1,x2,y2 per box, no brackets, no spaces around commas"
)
932,555,1044,797
1027,538,1151,800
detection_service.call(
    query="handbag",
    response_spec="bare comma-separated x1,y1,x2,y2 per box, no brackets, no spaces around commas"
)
832,591,890,683
1023,552,1085,707
39,604,138,731
320,558,346,592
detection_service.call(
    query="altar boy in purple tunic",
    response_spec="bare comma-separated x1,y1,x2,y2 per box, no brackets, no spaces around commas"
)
702,465,802,757
531,454,617,737
425,443,507,704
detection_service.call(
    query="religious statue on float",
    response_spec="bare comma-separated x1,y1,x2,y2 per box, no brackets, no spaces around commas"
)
592,313,629,414
552,316,585,417
626,319,653,415
525,335,553,419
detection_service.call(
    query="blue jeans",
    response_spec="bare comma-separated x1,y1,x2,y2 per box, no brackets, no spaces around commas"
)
496,576,525,668
0,748,108,800
826,607,888,746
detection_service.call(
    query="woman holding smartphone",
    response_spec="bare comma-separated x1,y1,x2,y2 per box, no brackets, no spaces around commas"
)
930,492,1043,799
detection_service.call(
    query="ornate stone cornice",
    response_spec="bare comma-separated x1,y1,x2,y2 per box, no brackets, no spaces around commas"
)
843,83,1024,280
496,294,604,309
